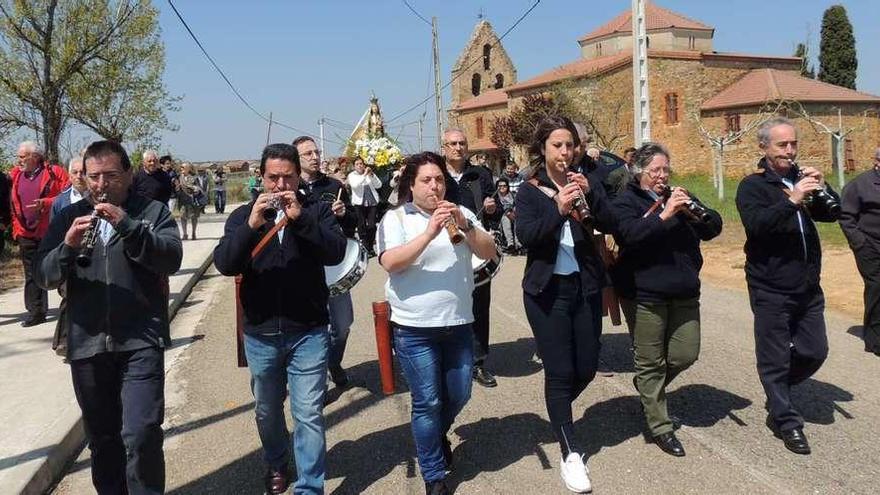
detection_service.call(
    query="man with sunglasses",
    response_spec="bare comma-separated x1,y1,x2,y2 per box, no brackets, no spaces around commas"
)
294,136,357,388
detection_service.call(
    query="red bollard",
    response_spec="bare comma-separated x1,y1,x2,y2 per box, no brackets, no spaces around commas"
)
234,275,248,368
372,300,395,395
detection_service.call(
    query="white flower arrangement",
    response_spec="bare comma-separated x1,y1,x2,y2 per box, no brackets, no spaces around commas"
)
354,136,403,170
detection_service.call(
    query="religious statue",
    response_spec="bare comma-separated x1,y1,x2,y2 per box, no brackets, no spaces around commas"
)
367,92,385,138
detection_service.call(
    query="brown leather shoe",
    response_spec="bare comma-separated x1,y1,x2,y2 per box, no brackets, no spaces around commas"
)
264,466,291,495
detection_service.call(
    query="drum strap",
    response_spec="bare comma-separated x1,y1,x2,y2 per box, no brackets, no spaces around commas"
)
251,217,288,259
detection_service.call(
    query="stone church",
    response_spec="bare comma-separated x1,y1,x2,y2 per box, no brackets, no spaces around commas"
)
448,3,880,176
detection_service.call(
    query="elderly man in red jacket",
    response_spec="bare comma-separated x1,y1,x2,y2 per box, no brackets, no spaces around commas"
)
10,140,68,327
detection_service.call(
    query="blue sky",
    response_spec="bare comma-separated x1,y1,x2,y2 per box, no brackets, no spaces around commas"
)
156,0,879,161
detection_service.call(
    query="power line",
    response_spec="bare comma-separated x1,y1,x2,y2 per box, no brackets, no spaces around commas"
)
165,0,344,146
386,0,541,124
401,0,432,27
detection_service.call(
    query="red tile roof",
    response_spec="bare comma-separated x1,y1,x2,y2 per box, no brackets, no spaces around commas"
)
578,1,713,43
453,89,508,111
701,68,880,111
505,52,632,93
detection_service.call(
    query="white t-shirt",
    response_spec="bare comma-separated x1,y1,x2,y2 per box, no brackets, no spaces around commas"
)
553,219,579,275
377,202,483,327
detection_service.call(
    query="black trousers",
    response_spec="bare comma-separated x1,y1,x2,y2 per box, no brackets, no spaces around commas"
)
472,281,491,366
853,243,880,353
70,347,165,495
352,205,377,253
748,286,828,432
523,275,602,456
18,237,47,317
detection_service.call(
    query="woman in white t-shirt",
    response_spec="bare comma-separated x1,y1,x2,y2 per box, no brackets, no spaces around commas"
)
377,151,495,494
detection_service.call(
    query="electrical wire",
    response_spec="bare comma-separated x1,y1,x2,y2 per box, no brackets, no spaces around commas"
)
402,0,432,27
386,0,541,124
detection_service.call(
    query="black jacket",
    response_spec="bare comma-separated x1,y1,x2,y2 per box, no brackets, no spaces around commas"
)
735,158,840,294
445,161,502,227
0,171,10,227
611,182,722,302
300,172,357,238
132,168,174,205
213,198,346,334
35,194,182,361
839,168,880,253
515,168,616,297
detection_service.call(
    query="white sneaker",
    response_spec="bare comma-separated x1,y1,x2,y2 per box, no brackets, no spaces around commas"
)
560,452,592,493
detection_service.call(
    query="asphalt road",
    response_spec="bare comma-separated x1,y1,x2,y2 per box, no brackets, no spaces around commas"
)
53,255,877,494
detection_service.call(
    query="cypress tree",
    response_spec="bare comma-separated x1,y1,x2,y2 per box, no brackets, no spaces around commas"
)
793,43,815,78
818,5,857,89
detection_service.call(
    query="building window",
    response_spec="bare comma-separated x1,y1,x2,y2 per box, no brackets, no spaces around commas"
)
688,36,695,50
646,36,650,48
476,116,484,139
665,92,679,124
471,73,481,97
596,42,602,56
483,44,491,70
494,73,504,89
725,113,741,133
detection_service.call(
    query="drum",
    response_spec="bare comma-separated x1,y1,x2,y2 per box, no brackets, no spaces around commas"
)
325,239,368,296
472,245,503,287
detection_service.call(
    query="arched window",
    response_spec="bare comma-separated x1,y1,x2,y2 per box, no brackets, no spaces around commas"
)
483,44,491,70
471,73,481,96
494,74,504,89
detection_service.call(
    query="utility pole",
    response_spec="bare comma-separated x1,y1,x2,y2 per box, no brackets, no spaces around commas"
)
631,0,651,146
319,116,325,159
418,110,426,150
432,16,444,151
265,111,273,146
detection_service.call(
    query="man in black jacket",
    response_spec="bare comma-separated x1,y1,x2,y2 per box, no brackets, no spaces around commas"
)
839,147,880,356
36,140,182,494
132,150,174,205
214,143,345,495
294,135,356,387
735,117,840,456
442,128,501,387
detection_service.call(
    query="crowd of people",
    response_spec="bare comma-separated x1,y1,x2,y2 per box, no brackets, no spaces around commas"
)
0,113,877,495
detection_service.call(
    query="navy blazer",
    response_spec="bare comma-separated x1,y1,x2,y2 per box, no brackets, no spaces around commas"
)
50,186,80,221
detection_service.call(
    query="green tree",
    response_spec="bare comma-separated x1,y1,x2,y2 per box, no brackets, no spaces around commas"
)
0,0,176,161
818,5,857,89
794,42,815,78
66,1,178,147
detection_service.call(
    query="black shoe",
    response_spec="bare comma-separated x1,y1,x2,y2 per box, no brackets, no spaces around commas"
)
21,313,46,327
425,479,449,495
654,432,685,457
264,466,292,495
780,427,811,455
472,366,498,387
442,436,454,471
329,365,349,388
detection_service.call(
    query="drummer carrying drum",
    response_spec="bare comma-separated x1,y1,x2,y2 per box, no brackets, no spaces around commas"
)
376,152,496,494
214,143,346,495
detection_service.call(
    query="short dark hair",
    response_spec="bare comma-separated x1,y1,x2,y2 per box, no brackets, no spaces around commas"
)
624,147,637,155
528,115,580,168
631,142,670,175
159,154,173,165
292,135,316,149
496,178,510,188
83,140,132,172
260,143,300,176
397,152,449,206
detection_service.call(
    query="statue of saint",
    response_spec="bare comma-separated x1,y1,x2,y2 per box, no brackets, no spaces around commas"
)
367,93,385,138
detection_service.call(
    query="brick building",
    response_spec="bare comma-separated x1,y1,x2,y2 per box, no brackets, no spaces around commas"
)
448,2,880,176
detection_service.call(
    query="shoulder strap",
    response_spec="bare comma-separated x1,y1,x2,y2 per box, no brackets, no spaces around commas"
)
528,177,557,200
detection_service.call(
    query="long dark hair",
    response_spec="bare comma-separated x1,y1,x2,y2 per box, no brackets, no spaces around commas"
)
396,152,449,207
527,115,580,171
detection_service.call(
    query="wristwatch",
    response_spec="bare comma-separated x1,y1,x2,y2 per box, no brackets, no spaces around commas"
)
459,218,474,233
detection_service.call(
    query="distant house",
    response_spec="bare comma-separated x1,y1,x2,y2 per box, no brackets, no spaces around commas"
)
448,2,880,175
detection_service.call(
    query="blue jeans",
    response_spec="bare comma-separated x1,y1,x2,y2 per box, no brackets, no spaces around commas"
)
244,327,329,494
328,293,353,370
393,323,474,482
